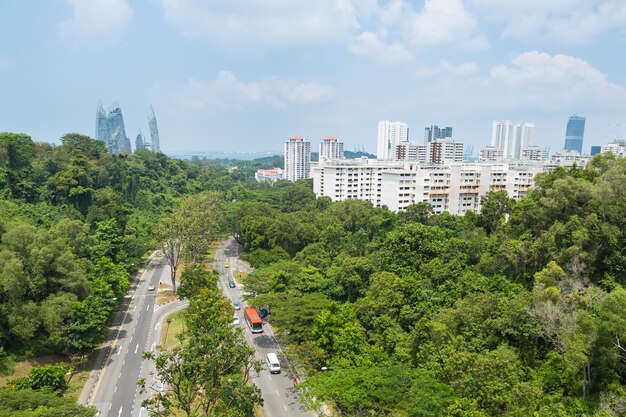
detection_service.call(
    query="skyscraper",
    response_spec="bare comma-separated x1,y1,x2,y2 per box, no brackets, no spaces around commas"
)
424,125,453,143
491,120,514,159
564,115,585,154
95,101,131,154
319,136,344,160
284,135,311,181
512,122,535,160
135,129,146,151
377,120,408,160
148,106,161,153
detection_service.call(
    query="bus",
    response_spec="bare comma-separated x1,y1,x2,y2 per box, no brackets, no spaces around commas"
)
243,307,263,333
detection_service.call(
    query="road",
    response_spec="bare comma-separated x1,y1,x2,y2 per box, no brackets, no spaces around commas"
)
214,237,315,417
90,256,187,417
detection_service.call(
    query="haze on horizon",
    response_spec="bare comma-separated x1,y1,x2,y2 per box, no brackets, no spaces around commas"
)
1,0,626,155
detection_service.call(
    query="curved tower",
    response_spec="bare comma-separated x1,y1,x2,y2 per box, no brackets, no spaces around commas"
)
148,106,161,153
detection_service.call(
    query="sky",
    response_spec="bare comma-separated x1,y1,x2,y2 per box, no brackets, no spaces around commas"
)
1,0,626,156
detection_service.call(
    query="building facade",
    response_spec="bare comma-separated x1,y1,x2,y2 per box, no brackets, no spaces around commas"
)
95,101,132,154
564,115,585,154
284,135,311,181
491,120,514,158
255,168,284,182
319,136,344,160
377,120,409,160
424,125,453,143
313,159,542,215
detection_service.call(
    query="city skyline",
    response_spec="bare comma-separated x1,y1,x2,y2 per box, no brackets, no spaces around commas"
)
1,2,626,155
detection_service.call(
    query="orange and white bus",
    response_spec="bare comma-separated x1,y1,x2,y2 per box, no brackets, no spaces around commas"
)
243,307,263,333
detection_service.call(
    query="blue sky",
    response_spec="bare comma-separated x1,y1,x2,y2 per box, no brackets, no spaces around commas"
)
1,0,626,155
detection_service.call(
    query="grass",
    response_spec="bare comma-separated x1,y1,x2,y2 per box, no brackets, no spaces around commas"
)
160,309,187,351
234,269,249,281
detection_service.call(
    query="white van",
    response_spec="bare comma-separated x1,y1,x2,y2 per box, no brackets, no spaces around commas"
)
266,352,281,374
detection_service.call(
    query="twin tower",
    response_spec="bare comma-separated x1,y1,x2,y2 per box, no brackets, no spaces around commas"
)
96,101,161,154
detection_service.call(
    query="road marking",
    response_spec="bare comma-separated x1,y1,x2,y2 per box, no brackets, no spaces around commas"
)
146,304,149,311
151,343,155,352
118,406,123,417
155,323,159,330
133,306,136,312
283,405,288,411
114,385,117,393
267,374,272,381
135,344,139,354
276,389,280,396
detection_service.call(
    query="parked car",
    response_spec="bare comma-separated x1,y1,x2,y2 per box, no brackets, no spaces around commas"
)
228,280,236,288
233,301,241,310
148,284,155,291
233,314,240,325
224,262,230,268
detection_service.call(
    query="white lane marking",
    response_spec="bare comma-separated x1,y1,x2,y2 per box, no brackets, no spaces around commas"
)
114,385,117,393
267,374,272,381
135,344,139,354
118,406,123,417
146,304,149,311
151,343,155,352
133,306,136,312
283,405,288,411
275,389,280,396
155,323,159,331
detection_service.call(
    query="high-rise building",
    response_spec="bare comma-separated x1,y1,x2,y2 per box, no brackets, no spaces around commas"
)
428,139,464,164
377,120,408,160
148,106,161,153
491,120,514,158
95,101,131,154
135,129,146,150
424,125,453,144
284,135,311,181
319,136,344,160
513,122,535,159
564,115,585,154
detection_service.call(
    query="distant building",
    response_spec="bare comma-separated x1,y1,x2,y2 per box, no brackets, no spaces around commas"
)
590,146,602,156
521,145,547,162
284,135,311,181
544,150,592,171
148,106,161,153
513,122,535,159
255,168,284,182
428,139,464,164
564,115,585,154
491,120,514,159
479,146,504,162
394,141,426,162
424,125,453,144
377,120,408,160
135,129,146,150
96,100,132,154
601,140,626,157
319,136,344,160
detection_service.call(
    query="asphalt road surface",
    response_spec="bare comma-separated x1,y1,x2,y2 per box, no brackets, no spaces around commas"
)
91,256,187,417
215,237,315,417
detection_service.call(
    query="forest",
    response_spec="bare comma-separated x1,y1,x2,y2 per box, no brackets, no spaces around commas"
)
230,154,626,416
3,130,626,416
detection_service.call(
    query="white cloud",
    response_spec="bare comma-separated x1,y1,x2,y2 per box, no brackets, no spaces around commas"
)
407,0,487,48
351,31,412,64
59,0,132,42
471,0,626,44
179,71,336,110
159,0,358,44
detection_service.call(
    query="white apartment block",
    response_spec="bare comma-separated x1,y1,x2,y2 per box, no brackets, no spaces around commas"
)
377,120,408,160
479,146,504,162
491,120,514,158
319,136,344,160
544,151,592,171
521,145,547,162
255,168,284,182
284,135,311,181
313,159,543,215
513,122,535,160
601,141,626,157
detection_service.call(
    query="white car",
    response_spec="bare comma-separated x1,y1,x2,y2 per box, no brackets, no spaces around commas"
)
148,284,156,291
233,314,240,325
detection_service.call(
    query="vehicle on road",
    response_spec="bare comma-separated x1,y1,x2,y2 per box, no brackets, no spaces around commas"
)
228,280,236,288
267,352,281,374
148,284,155,291
224,262,230,268
243,307,263,333
233,301,241,310
233,314,240,325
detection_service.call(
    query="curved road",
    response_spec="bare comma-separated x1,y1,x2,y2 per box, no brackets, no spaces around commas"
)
89,256,187,417
214,237,315,417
